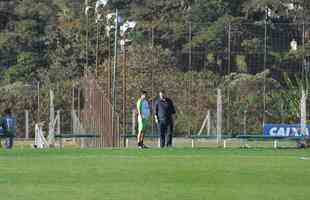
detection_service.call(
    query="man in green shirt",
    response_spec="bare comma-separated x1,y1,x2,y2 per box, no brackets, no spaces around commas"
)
136,91,151,148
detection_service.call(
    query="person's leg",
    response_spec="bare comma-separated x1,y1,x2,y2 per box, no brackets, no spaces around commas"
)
139,133,144,147
141,119,148,148
5,137,13,149
137,133,143,148
166,121,174,147
137,117,144,147
159,121,168,148
4,137,8,148
9,137,14,149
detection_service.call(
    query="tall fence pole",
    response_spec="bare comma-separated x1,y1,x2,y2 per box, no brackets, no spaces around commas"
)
217,89,222,145
108,36,112,102
263,10,268,128
187,22,192,135
301,89,307,136
227,23,231,74
151,26,155,138
95,21,100,77
302,21,307,90
57,110,61,135
227,23,231,134
122,42,127,147
243,110,247,135
37,81,40,122
132,109,136,136
85,0,89,75
48,90,55,145
72,86,75,142
207,110,211,136
112,9,119,147
25,110,29,139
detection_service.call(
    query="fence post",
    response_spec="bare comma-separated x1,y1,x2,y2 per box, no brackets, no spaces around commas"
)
207,110,211,136
301,89,307,136
263,15,268,127
227,22,231,134
243,110,247,135
217,89,222,145
56,110,61,148
132,109,136,135
25,110,29,139
57,110,61,135
48,90,55,145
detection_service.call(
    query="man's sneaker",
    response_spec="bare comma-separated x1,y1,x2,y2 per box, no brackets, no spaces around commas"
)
138,145,143,149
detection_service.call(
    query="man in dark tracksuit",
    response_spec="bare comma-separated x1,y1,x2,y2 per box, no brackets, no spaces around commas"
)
1,109,16,149
154,91,176,148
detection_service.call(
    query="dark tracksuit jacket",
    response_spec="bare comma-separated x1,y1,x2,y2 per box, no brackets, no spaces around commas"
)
154,97,176,147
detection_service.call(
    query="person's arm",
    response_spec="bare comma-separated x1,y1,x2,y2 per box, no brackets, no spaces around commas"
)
169,99,176,123
170,100,176,115
168,98,176,115
136,99,142,117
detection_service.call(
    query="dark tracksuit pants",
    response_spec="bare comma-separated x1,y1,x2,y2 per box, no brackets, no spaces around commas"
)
159,119,173,148
5,136,14,149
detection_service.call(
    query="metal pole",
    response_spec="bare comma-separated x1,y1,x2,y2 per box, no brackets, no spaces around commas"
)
72,86,75,142
25,110,29,139
37,81,40,122
108,36,112,102
302,21,307,90
217,89,222,145
78,87,81,121
227,23,231,134
228,23,231,75
189,22,192,71
151,27,155,141
85,3,89,76
96,22,100,77
243,110,247,135
301,89,307,136
112,8,118,146
122,42,127,147
207,110,211,136
263,15,267,127
72,86,75,112
188,22,192,135
57,110,61,135
132,109,136,136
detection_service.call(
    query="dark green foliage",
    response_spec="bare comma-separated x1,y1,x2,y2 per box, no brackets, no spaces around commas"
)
1,0,310,135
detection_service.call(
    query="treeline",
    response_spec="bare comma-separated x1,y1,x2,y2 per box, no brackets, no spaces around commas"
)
0,0,310,136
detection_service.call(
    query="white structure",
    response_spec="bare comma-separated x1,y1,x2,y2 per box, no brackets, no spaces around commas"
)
34,123,49,148
290,39,298,51
120,21,137,37
95,0,109,13
105,13,124,36
198,110,211,136
48,90,60,146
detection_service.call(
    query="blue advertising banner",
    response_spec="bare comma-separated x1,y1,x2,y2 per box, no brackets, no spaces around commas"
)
263,124,310,137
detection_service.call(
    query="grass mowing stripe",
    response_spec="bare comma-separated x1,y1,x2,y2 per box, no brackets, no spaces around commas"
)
0,148,309,200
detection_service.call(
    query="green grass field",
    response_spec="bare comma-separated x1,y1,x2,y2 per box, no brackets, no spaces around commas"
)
0,148,310,200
